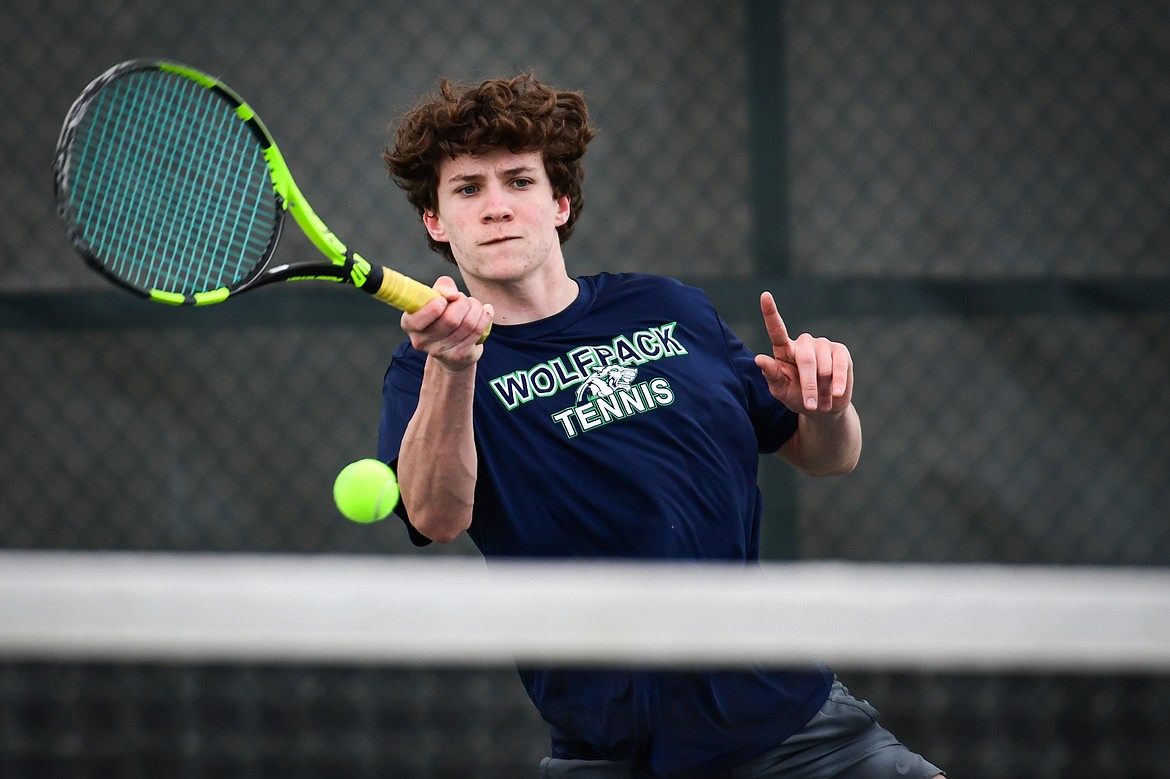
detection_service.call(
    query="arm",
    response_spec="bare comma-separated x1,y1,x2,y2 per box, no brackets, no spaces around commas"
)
753,291,862,476
778,402,862,476
396,276,493,543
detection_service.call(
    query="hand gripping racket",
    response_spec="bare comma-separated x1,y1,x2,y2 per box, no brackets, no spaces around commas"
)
53,59,450,320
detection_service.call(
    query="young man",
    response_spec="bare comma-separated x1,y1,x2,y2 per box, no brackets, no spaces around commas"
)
376,74,943,779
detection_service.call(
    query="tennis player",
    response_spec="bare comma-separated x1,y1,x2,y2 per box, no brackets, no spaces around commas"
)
376,74,944,779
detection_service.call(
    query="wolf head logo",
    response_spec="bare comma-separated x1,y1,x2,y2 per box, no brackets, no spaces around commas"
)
576,365,637,403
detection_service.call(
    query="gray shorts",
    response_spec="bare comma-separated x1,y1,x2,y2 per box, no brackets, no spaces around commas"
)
539,679,944,779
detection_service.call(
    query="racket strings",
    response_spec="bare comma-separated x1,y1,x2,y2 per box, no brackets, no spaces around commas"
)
66,68,279,296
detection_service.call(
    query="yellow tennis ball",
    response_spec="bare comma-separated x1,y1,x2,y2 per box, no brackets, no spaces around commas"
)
333,459,399,524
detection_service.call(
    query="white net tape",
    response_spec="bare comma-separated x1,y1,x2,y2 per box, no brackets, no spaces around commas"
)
2,551,1167,671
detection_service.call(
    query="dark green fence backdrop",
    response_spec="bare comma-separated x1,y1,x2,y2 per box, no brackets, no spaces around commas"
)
1,1,1168,777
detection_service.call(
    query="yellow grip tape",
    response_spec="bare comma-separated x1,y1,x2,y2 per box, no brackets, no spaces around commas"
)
373,266,439,312
373,266,491,342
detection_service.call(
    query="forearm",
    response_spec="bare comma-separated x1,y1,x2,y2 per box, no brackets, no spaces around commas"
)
778,403,862,477
397,357,478,543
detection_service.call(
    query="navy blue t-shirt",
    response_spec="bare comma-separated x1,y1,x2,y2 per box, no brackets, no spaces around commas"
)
377,273,831,778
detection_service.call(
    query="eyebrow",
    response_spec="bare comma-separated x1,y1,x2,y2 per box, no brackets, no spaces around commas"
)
445,165,539,184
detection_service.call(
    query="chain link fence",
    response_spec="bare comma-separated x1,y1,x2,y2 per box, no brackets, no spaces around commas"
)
2,0,1169,777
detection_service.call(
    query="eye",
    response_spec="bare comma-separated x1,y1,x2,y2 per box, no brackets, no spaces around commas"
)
458,184,479,196
512,178,533,189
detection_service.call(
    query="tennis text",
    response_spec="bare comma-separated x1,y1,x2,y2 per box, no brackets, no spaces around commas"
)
550,378,675,438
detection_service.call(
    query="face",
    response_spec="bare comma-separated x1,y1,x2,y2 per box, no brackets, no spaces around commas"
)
423,149,571,289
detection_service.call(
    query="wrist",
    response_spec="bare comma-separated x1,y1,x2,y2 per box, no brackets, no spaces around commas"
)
426,352,480,377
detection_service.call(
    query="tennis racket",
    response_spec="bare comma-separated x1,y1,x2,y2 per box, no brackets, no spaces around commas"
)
53,59,445,317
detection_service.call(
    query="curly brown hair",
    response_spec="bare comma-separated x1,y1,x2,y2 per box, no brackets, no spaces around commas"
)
383,74,597,264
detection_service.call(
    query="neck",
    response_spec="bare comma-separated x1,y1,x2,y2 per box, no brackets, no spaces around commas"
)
465,272,579,325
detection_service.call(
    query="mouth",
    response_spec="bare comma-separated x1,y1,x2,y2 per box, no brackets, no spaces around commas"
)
479,236,519,246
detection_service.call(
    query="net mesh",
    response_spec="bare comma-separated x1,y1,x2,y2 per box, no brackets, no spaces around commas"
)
1,554,1168,778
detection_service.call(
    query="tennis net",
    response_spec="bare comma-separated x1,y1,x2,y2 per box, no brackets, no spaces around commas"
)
2,551,1167,671
3,551,1170,778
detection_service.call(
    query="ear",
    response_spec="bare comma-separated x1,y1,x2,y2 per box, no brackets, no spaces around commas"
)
554,195,571,227
422,210,448,242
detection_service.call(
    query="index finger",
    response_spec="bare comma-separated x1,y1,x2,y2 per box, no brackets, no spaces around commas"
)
760,291,792,351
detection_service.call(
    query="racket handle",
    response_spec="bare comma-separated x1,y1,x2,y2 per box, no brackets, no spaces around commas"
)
372,264,491,342
372,265,440,312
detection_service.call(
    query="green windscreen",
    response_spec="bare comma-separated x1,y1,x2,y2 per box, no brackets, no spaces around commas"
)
62,67,280,298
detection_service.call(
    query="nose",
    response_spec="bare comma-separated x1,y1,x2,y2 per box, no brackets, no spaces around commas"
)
480,186,513,223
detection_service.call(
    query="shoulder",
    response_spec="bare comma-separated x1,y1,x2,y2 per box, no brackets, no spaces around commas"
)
575,273,723,344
